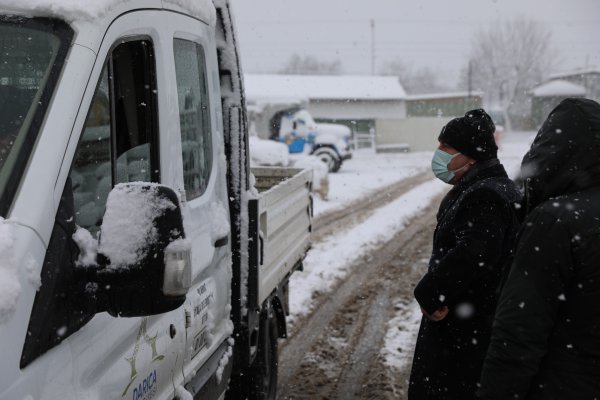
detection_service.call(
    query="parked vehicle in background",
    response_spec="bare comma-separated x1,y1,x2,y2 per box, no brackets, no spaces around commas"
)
247,96,352,172
311,122,352,172
0,1,312,399
248,136,329,200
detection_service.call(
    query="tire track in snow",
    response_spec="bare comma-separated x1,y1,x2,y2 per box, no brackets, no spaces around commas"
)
311,170,432,242
278,181,444,398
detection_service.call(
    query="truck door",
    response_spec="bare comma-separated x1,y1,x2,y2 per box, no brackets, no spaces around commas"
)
17,11,187,400
165,13,234,394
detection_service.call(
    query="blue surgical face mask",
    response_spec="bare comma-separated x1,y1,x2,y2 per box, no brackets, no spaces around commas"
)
431,149,461,183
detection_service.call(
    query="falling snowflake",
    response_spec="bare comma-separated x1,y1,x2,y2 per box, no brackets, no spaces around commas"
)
456,302,475,319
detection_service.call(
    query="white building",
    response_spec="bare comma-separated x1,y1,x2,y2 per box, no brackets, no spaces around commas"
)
530,80,586,127
548,68,600,102
244,74,407,138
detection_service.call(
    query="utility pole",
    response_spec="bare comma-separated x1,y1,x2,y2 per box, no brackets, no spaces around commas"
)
370,18,375,75
467,60,473,100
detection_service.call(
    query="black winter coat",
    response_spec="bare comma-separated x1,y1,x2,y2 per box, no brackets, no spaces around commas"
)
478,98,600,399
409,161,522,400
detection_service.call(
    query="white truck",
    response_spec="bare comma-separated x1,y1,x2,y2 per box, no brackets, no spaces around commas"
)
0,1,312,399
246,97,352,172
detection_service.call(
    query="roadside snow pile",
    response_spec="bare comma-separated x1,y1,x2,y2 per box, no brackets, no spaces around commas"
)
99,183,176,268
248,136,289,167
381,298,422,370
0,218,20,324
289,179,447,322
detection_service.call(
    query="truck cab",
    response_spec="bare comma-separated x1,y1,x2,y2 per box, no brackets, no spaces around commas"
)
0,1,312,399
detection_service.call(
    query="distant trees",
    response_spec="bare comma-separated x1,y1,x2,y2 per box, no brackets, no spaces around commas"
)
380,60,451,94
279,54,343,75
460,17,558,127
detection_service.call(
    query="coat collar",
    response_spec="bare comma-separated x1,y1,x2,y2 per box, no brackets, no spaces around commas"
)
455,158,504,189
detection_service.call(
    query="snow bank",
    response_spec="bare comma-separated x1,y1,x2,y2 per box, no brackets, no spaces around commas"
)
0,218,20,324
98,183,176,268
381,299,422,370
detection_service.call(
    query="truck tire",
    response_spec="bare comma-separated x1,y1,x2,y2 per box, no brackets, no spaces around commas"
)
248,308,279,400
312,147,341,173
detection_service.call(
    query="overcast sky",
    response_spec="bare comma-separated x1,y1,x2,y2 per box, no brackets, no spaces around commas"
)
230,0,600,87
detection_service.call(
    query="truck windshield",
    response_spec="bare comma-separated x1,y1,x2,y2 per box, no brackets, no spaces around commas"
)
0,17,72,217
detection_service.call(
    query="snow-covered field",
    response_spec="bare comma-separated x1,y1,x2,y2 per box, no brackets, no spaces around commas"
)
288,130,535,370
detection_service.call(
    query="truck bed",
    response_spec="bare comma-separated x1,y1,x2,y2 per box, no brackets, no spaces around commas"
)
250,167,312,308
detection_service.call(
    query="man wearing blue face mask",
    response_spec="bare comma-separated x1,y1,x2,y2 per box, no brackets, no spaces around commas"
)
408,109,522,400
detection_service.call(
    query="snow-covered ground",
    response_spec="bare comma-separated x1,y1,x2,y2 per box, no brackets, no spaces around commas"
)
287,130,535,370
312,150,434,217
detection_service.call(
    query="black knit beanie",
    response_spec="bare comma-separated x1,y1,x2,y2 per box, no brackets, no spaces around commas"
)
438,109,498,161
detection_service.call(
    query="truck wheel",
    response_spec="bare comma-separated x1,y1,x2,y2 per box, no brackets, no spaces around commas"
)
313,147,341,173
249,309,279,400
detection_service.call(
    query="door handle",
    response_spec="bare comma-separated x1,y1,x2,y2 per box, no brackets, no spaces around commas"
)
214,235,229,248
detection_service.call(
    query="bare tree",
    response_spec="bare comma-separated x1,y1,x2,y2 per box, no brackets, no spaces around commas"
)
380,60,451,94
460,17,558,127
279,54,343,75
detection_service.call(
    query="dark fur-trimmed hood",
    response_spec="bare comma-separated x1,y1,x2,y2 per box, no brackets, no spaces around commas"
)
522,98,600,212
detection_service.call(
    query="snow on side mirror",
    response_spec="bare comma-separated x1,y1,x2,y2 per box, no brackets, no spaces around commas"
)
94,183,190,317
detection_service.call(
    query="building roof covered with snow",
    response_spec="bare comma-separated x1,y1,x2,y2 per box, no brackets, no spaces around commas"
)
244,74,407,101
531,80,586,98
405,91,483,101
549,68,600,80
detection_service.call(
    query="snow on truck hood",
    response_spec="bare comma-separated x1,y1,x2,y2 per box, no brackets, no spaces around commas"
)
0,0,216,25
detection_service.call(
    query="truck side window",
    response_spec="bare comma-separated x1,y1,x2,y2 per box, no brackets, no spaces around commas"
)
21,39,159,367
71,69,111,235
71,39,159,235
173,39,212,200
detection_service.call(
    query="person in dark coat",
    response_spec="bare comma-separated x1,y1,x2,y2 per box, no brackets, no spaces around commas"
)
409,109,523,400
477,98,600,399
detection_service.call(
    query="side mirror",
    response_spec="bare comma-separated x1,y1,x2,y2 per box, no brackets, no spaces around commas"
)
92,183,191,317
